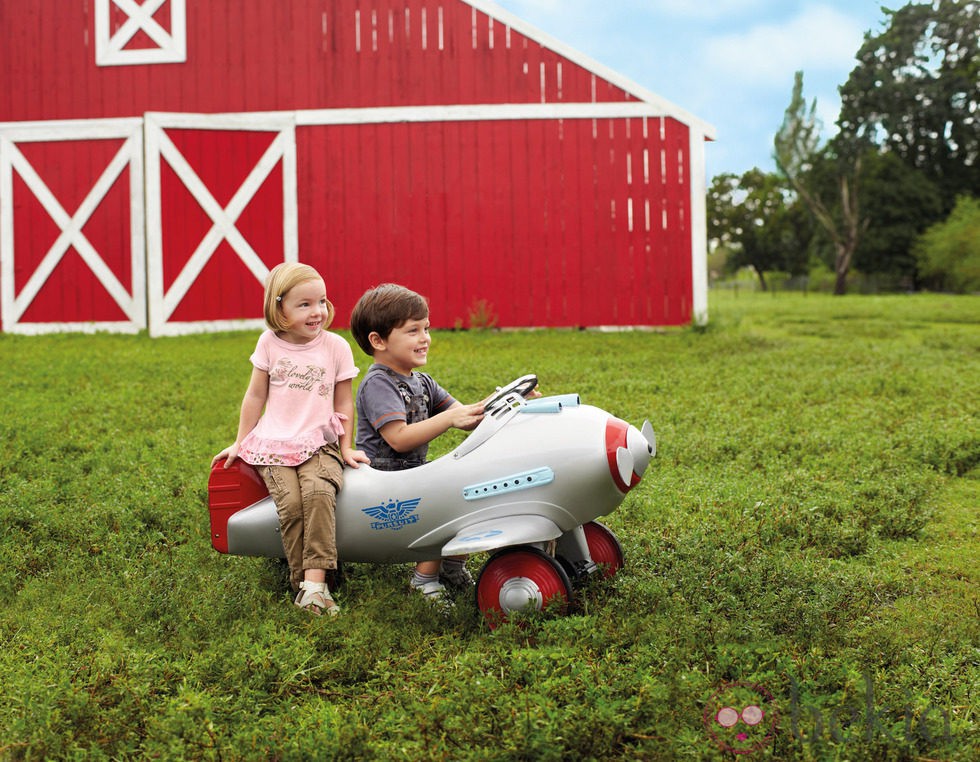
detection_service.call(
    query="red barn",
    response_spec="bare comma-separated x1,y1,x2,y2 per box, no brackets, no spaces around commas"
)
0,0,715,336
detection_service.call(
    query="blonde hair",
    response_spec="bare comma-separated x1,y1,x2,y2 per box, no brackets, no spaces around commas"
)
263,262,335,331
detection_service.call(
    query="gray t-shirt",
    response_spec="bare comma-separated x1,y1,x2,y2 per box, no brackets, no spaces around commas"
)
355,364,456,470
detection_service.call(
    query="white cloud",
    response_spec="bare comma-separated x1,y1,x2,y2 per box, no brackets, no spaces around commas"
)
814,90,845,134
487,0,582,16
486,0,882,176
703,5,865,84
647,0,772,21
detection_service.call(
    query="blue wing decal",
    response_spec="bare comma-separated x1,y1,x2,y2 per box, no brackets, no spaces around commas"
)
362,497,422,531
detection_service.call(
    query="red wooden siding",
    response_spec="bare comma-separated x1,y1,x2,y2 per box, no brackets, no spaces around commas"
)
302,115,691,328
0,1,634,123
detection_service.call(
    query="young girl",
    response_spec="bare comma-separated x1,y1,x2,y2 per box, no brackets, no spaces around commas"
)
212,263,369,616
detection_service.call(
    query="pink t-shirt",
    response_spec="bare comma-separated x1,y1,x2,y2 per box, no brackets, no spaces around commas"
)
239,329,358,467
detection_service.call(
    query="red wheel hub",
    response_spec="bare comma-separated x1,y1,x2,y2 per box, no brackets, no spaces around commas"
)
476,547,572,628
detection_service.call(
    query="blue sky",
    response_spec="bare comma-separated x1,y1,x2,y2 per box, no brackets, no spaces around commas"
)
491,0,889,180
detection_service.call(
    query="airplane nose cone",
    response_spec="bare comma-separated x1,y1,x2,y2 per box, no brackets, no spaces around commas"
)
606,417,657,493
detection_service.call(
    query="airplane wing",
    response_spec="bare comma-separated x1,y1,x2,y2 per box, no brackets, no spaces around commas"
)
440,515,563,556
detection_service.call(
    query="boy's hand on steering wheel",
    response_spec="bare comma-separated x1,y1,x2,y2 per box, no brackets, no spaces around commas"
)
451,402,485,431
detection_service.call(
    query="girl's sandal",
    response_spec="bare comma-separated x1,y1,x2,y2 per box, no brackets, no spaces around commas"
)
295,581,341,617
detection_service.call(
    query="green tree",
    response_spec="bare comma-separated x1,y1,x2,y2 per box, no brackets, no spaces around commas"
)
837,0,979,211
707,169,810,290
914,195,980,292
774,71,864,295
768,201,815,280
804,149,944,287
853,151,944,286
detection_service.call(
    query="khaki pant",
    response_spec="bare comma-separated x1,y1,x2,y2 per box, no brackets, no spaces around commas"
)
258,443,343,590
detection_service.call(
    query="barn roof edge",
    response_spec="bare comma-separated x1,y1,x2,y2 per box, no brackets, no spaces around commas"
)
468,0,717,140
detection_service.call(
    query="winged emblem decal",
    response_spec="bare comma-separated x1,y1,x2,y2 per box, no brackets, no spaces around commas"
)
362,498,422,530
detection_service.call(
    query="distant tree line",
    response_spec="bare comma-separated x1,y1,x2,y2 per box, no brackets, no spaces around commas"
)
708,0,979,294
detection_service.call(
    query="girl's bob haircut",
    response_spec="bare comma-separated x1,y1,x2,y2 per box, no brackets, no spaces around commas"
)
264,262,335,332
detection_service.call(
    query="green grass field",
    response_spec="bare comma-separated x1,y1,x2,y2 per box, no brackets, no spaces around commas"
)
1,292,977,760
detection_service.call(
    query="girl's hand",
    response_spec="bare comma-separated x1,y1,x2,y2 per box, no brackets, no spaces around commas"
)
342,447,371,468
212,443,240,468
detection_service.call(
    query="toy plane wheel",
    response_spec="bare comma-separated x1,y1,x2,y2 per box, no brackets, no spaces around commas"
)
583,521,624,579
476,546,572,629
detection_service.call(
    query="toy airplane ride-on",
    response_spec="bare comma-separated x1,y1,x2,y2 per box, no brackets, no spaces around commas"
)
208,374,656,627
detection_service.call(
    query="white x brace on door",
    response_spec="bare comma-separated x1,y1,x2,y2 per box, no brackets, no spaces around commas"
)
95,0,187,67
144,112,298,336
0,113,297,335
0,118,146,334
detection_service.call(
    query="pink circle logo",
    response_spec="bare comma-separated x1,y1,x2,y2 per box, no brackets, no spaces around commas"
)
703,682,779,755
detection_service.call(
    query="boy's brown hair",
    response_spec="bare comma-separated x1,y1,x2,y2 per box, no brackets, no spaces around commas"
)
349,284,429,356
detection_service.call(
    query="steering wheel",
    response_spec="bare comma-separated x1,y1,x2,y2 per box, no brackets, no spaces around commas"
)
483,374,538,415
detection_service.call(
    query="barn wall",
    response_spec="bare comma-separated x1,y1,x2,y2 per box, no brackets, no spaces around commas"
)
1,109,695,334
299,115,691,329
0,0,635,123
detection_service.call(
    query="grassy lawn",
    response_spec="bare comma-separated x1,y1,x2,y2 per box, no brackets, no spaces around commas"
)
0,291,977,760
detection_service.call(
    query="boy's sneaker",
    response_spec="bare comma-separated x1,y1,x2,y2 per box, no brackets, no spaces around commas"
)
411,576,449,603
412,578,447,598
413,579,455,613
440,561,474,589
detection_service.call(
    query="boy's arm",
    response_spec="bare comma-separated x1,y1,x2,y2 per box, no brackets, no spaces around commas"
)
379,400,485,453
335,378,370,467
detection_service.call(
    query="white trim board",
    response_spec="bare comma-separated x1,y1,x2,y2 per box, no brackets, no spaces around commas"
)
149,102,706,129
299,102,687,126
152,318,267,337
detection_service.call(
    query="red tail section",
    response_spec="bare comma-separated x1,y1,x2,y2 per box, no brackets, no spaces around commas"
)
207,459,270,553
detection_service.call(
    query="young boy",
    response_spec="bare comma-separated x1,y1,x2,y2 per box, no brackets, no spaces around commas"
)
349,283,485,602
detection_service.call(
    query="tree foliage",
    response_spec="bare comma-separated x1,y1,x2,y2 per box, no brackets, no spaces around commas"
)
914,194,980,292
837,0,980,210
707,170,812,289
803,149,945,285
774,72,864,294
853,151,944,284
711,2,978,291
